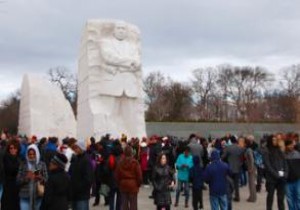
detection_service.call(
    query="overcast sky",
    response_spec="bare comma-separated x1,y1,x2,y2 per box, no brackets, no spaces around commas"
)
1,0,300,101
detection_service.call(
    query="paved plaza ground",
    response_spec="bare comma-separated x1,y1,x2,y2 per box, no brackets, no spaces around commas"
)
90,184,284,210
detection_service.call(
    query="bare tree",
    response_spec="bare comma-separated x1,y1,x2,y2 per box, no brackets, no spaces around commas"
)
280,64,300,97
191,67,219,120
48,66,77,116
217,65,271,121
143,71,169,121
279,64,300,122
162,81,193,121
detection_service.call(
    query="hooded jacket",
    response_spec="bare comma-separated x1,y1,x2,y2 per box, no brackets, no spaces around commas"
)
17,144,48,198
203,150,231,196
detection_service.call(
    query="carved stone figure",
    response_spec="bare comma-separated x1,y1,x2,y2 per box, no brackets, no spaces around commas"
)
18,74,76,139
77,19,146,140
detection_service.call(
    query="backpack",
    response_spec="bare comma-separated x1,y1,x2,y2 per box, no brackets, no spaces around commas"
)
253,150,263,168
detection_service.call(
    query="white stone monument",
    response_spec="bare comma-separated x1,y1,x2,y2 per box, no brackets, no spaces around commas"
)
18,74,77,139
77,19,146,140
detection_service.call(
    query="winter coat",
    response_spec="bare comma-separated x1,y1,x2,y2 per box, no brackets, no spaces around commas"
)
17,144,48,199
17,161,48,198
140,147,149,171
285,150,300,182
190,156,204,190
148,143,162,169
115,157,142,193
1,153,20,210
263,147,288,183
188,138,204,167
221,144,244,173
69,152,94,201
44,168,71,210
175,153,193,181
245,148,256,173
43,142,57,168
203,151,231,196
152,164,174,206
0,147,5,183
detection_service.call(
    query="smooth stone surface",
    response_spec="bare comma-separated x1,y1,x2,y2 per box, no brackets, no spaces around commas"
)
77,19,146,140
18,74,76,139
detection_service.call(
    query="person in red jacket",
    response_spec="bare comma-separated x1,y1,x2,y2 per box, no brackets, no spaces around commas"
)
115,146,142,210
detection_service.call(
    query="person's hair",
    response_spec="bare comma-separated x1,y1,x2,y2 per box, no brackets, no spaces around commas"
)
90,137,96,144
245,138,252,148
39,137,47,145
156,152,167,165
285,139,294,147
189,133,197,140
48,137,58,144
27,148,36,154
112,140,123,156
184,146,191,152
266,134,277,149
6,139,20,155
124,146,133,157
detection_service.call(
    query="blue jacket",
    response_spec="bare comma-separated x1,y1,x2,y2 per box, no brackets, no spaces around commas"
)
175,153,193,181
190,156,204,190
203,150,231,196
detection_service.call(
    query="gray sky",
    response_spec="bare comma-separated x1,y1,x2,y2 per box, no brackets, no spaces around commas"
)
1,0,300,101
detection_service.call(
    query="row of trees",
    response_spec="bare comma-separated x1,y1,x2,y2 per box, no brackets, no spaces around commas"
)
1,64,300,133
144,64,300,122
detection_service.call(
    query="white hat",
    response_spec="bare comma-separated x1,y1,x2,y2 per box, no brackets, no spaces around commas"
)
162,136,168,141
140,142,147,147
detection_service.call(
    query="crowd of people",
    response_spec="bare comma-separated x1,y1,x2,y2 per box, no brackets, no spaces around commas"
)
0,131,299,210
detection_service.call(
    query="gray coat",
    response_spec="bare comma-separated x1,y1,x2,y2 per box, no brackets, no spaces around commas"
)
188,138,204,167
222,144,244,174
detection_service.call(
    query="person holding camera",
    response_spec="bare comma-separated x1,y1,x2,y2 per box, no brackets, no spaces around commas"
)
152,153,175,210
17,144,48,210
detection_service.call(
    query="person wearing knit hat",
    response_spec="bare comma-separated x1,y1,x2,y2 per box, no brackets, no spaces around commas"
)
50,153,68,170
45,153,71,210
69,139,94,210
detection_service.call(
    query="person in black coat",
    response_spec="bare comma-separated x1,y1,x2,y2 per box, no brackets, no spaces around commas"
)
190,156,204,210
0,140,6,201
69,142,94,210
43,153,70,210
148,136,162,199
1,140,21,210
152,153,175,210
263,135,288,210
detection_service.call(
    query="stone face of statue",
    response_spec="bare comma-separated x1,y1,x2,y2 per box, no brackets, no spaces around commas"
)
113,23,127,41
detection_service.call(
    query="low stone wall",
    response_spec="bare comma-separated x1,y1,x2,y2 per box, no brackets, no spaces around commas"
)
146,122,300,139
